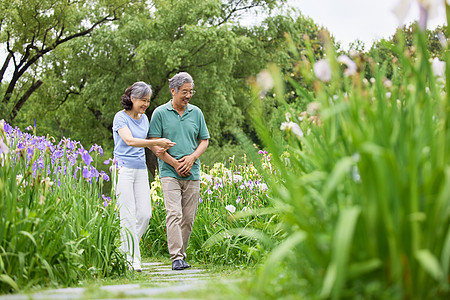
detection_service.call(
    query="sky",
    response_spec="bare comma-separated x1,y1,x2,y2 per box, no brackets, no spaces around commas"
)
1,0,448,77
280,0,447,49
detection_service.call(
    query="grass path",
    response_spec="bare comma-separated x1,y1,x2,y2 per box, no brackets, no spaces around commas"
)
0,257,252,299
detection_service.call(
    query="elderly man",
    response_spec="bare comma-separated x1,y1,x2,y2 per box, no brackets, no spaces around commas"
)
148,72,209,270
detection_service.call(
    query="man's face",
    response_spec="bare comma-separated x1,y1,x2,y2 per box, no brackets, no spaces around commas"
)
172,83,194,108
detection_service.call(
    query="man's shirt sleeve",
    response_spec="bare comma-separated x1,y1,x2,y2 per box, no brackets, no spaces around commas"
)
148,109,163,137
198,110,210,140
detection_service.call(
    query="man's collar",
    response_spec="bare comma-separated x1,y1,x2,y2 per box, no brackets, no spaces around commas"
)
165,100,193,112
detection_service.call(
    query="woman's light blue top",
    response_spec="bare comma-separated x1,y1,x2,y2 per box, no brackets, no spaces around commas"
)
113,110,149,169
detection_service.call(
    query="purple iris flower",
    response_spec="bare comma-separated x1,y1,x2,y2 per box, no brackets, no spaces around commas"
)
27,147,34,161
89,144,104,156
37,157,44,170
81,150,93,166
74,167,81,179
37,141,46,151
100,171,110,181
102,194,111,207
32,161,38,176
90,166,98,179
103,158,111,165
67,153,77,166
4,123,12,134
199,196,203,203
82,166,91,179
67,140,74,150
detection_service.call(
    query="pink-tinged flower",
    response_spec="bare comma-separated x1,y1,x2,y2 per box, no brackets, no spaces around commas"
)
337,55,357,76
225,205,236,213
431,57,445,78
314,59,332,82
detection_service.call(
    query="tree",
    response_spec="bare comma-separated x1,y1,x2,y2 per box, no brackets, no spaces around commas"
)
16,1,285,154
0,0,134,122
12,0,330,169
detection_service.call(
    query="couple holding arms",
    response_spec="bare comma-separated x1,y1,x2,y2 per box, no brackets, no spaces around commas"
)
112,72,209,271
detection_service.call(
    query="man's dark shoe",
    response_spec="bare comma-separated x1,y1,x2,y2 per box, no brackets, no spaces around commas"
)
182,260,191,269
172,259,184,270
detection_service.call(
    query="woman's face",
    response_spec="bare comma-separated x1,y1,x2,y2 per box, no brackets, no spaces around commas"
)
131,94,151,114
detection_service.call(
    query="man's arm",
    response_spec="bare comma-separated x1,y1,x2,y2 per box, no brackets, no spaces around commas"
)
177,139,209,175
148,137,190,177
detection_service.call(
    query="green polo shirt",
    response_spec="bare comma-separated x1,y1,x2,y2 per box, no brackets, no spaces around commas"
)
148,100,210,180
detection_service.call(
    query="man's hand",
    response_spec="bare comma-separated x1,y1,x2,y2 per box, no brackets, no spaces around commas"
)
175,160,191,177
176,154,196,177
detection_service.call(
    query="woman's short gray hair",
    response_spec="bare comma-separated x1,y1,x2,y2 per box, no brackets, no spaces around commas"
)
130,81,152,99
168,72,194,92
121,81,152,110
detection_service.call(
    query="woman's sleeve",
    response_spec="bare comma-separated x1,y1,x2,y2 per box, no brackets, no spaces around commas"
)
112,112,127,132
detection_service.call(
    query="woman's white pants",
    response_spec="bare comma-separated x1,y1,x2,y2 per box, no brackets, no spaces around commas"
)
116,167,151,269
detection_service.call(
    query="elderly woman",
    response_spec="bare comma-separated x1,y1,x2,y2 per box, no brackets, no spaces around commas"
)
113,81,175,272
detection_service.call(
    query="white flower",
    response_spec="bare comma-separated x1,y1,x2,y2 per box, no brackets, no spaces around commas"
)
258,183,268,191
337,55,357,76
352,166,361,183
285,111,292,121
241,206,251,213
232,174,243,183
431,57,445,78
307,102,321,116
225,205,236,213
384,79,393,88
256,69,274,96
280,121,304,138
314,59,332,82
393,0,443,29
0,138,9,154
201,173,213,184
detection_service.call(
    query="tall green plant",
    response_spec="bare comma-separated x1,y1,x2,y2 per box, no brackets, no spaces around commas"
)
0,122,126,294
247,21,450,300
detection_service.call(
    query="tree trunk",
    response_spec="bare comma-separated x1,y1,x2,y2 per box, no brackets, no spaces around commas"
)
9,80,44,122
145,148,159,180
